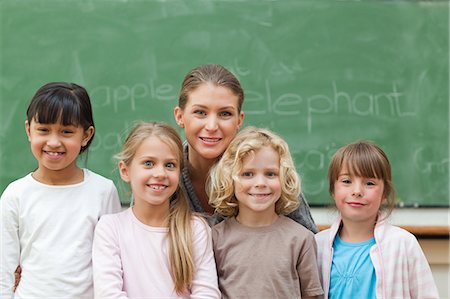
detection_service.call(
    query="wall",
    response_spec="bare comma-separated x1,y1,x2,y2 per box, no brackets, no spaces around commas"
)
0,0,448,208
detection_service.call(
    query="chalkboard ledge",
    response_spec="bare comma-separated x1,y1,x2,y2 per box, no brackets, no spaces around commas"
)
316,224,449,239
311,207,450,238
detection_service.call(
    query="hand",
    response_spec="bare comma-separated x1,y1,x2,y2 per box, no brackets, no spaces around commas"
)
13,265,21,292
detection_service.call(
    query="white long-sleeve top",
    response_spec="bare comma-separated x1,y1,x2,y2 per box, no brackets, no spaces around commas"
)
92,208,220,299
315,215,440,299
0,169,122,299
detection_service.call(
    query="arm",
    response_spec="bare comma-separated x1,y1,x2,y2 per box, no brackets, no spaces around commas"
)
406,236,439,299
287,193,318,233
92,216,128,299
297,233,324,298
0,191,20,298
103,181,122,214
190,218,221,299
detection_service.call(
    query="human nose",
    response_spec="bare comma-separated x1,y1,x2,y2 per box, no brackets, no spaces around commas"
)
46,134,62,147
152,165,167,179
352,181,363,197
205,115,218,131
254,174,267,188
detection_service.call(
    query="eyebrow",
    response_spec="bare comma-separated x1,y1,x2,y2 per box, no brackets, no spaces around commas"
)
190,104,237,110
138,155,178,161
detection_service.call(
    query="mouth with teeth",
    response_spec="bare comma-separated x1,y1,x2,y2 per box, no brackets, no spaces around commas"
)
147,184,168,191
44,150,65,158
199,137,221,144
250,193,271,199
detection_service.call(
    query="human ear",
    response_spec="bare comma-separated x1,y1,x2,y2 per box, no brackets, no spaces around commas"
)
237,111,244,130
25,120,31,142
118,160,131,183
173,106,185,128
81,126,95,147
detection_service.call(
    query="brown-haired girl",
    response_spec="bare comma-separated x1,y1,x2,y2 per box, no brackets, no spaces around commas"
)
315,140,438,299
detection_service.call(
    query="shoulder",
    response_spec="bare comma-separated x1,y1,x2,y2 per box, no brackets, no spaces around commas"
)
315,228,332,244
83,169,119,205
191,215,212,240
211,217,234,233
1,174,34,208
211,217,237,244
192,215,210,231
279,216,315,238
84,169,115,186
1,174,33,195
98,209,128,228
378,223,420,246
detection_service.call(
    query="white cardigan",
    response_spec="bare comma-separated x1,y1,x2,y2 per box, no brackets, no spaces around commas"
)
315,215,439,299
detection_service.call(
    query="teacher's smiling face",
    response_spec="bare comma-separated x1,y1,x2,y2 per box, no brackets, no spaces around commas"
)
174,82,244,161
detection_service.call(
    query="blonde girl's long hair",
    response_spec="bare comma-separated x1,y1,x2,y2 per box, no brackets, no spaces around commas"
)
207,126,301,217
115,121,194,294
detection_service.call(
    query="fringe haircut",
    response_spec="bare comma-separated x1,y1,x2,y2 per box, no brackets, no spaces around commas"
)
328,140,397,218
26,82,95,153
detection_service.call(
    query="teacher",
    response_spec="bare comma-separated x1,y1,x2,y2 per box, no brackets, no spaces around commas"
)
174,64,317,232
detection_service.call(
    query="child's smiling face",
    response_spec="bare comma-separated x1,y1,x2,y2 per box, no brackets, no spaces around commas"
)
234,146,281,219
25,117,93,182
333,167,385,226
119,136,180,209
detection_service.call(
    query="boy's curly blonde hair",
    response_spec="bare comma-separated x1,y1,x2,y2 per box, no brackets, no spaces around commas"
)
207,126,301,217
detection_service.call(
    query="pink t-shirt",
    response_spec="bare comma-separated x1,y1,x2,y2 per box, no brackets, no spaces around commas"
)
92,208,220,299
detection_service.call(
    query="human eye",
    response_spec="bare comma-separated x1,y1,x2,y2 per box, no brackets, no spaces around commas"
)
143,160,154,167
340,177,351,184
165,162,177,169
219,111,233,118
266,171,278,177
193,110,206,117
366,180,377,186
37,127,49,133
241,171,253,177
62,129,74,135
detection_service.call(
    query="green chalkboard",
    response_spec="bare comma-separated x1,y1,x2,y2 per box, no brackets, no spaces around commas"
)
1,0,448,207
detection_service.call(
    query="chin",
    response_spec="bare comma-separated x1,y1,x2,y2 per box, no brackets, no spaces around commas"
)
198,149,223,160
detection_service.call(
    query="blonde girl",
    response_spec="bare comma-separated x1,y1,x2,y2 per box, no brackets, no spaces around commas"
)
208,126,323,299
92,122,219,298
315,140,439,299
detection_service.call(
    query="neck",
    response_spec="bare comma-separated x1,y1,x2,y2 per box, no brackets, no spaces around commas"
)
187,145,217,178
186,145,217,214
132,201,170,227
339,217,377,242
32,165,84,185
236,209,279,228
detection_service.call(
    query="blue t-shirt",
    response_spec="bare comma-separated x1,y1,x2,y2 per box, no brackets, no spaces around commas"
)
329,234,376,299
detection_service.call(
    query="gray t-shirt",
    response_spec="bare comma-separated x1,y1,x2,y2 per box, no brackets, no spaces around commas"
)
212,216,324,299
180,143,318,232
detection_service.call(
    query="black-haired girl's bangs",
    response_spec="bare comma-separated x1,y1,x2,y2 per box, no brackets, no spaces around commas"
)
33,94,81,126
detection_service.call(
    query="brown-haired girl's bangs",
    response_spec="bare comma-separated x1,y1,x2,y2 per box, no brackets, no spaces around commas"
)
343,145,387,180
